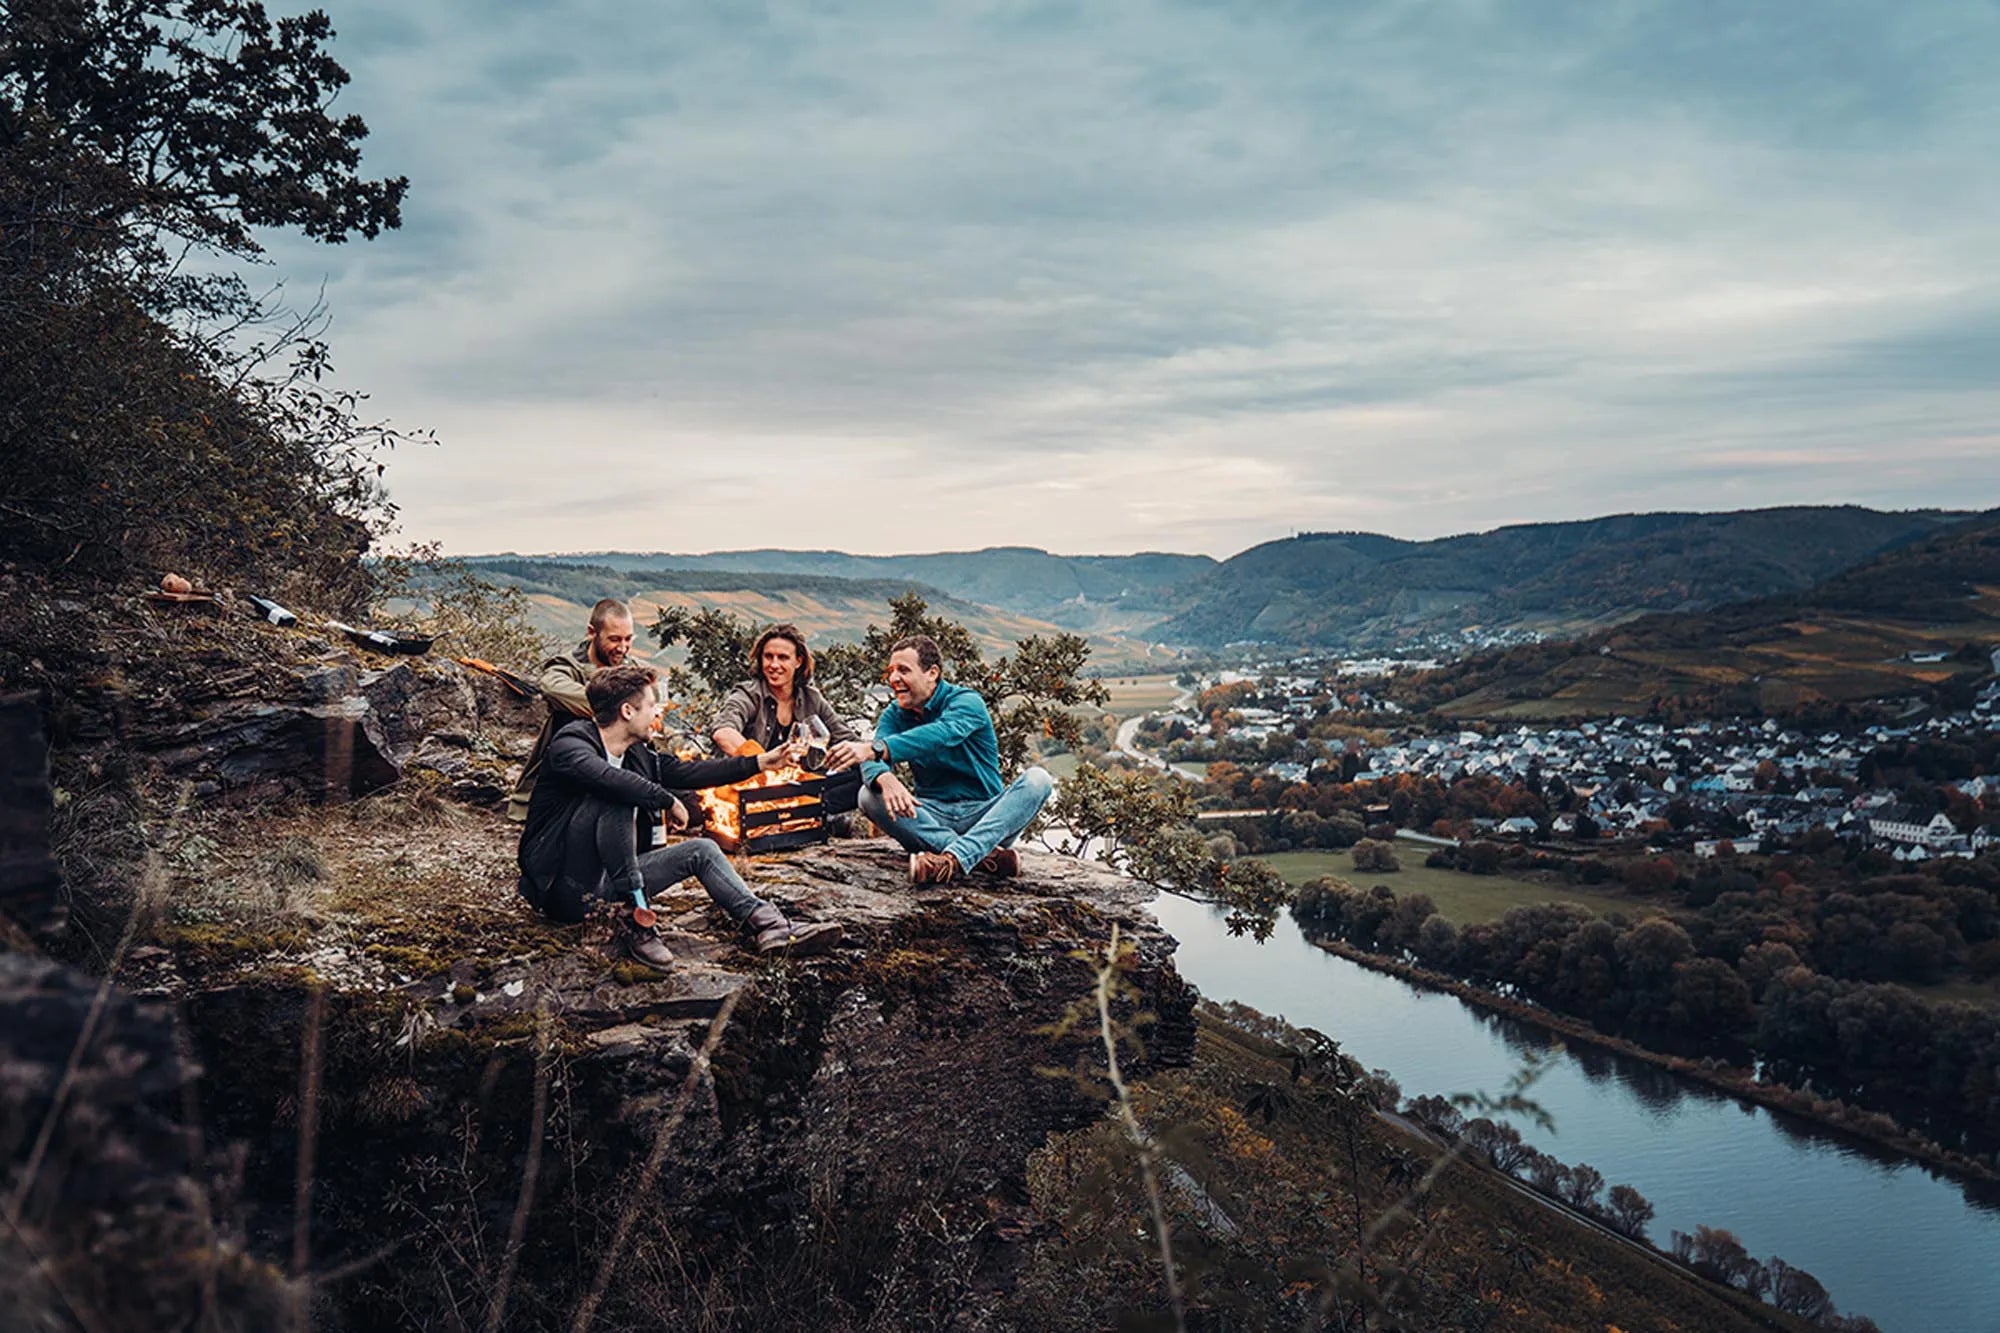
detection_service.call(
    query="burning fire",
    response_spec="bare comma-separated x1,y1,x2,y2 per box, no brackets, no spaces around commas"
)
682,742,821,851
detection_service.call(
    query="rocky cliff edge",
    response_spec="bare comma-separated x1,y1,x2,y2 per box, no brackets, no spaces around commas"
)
0,589,1197,1330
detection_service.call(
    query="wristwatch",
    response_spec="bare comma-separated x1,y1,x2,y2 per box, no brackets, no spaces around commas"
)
871,739,889,762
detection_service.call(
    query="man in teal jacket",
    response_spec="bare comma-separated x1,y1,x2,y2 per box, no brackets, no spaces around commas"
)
827,633,1053,883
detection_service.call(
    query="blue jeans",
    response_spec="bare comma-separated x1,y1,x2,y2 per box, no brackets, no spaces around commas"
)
858,766,1054,872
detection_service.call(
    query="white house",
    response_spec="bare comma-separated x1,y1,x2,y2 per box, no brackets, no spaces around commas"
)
1867,806,1958,847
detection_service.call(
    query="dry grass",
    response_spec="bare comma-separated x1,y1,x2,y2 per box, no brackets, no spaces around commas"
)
1099,674,1188,717
347,773,458,829
144,794,573,987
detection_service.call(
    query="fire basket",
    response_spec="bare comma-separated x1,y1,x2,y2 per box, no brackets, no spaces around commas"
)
697,768,828,853
735,776,828,853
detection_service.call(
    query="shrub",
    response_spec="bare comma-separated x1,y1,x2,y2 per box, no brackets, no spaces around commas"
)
1351,838,1401,873
373,546,554,667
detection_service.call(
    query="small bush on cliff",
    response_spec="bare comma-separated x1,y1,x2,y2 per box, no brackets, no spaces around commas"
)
371,544,554,666
1046,763,1296,940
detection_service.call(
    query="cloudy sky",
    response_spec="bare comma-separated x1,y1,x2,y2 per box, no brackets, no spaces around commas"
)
261,0,2000,559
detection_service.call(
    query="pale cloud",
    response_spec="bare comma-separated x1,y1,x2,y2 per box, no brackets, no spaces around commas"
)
258,0,2000,557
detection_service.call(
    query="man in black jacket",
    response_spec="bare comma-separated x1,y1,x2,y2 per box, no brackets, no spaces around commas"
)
517,664,843,971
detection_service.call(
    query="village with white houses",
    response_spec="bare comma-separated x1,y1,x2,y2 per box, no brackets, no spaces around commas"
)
1139,646,2000,861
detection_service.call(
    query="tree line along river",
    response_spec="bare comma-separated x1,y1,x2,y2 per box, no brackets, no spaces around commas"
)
1147,891,2000,1333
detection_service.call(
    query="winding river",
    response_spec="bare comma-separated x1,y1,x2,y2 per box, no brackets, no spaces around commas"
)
1147,890,2000,1333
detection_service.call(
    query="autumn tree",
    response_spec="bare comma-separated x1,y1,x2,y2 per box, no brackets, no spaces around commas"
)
1668,956,1755,1039
1047,764,1296,939
1462,1118,1533,1173
1766,1258,1834,1322
1401,1094,1464,1140
1603,1183,1655,1240
647,605,761,721
1350,838,1401,873
1556,1161,1604,1213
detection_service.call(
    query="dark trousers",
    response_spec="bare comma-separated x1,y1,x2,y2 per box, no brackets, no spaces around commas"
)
819,765,862,816
557,794,765,925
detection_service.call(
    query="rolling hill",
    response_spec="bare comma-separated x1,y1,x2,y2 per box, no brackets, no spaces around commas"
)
488,504,1968,648
459,558,1178,672
1396,510,2000,720
1147,506,1972,647
473,546,1210,636
468,505,1976,659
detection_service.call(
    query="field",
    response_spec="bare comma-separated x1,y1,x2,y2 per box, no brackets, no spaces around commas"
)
1039,751,1082,780
1439,610,1996,721
1260,848,1655,925
1910,977,2000,1013
1096,673,1188,717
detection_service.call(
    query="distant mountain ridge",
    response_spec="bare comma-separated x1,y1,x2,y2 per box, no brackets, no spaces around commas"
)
1401,509,2000,720
1148,506,1972,647
471,505,1974,652
455,556,1176,672
474,546,1213,635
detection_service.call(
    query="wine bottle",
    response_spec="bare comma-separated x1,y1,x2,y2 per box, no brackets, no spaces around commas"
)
248,595,298,627
327,620,399,652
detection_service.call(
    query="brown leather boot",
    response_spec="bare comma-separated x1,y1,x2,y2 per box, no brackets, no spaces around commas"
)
909,850,961,884
616,913,676,974
976,847,1020,877
744,904,845,957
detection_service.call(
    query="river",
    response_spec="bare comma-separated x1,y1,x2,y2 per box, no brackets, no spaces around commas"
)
1147,891,2000,1333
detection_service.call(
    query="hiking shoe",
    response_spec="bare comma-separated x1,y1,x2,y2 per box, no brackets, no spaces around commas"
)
977,847,1021,877
754,919,845,956
744,904,845,957
617,915,676,974
910,851,960,884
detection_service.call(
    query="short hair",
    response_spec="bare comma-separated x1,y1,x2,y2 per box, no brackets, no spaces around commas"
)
587,664,658,725
751,623,812,686
589,598,631,632
888,633,942,673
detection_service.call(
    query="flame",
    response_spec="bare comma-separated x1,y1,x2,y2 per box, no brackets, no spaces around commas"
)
682,742,819,851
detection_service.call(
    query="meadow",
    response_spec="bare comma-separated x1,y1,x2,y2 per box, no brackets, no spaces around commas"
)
1096,673,1188,716
1260,847,1654,925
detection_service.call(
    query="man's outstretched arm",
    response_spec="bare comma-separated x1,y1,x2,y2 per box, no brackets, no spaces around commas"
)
656,750,763,791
